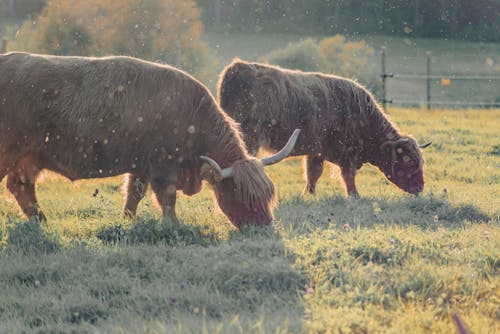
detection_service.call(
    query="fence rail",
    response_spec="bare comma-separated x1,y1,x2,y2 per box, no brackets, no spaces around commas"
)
380,47,500,110
386,99,500,107
391,74,500,80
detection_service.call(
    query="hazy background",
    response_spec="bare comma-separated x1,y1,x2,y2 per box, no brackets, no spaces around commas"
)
1,0,499,106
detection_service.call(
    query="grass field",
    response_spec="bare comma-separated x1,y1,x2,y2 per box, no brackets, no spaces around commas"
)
0,108,499,333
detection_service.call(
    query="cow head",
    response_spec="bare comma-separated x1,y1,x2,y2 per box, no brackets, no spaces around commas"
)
201,159,275,228
201,129,300,227
377,136,431,194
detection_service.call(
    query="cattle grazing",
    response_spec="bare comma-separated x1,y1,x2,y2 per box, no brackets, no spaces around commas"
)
218,60,431,197
0,52,299,228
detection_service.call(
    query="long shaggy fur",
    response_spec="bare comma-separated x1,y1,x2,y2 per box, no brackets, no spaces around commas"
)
218,59,426,195
0,52,275,225
218,60,401,155
231,158,276,212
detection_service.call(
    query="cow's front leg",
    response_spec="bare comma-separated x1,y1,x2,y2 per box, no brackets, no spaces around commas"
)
5,154,45,220
151,176,178,223
340,164,359,197
122,174,149,218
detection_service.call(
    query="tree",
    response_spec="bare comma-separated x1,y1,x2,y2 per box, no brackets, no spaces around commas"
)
10,0,217,83
263,35,380,96
196,0,499,41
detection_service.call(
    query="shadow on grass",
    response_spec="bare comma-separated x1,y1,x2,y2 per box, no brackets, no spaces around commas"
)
97,217,222,247
0,219,62,255
277,193,493,233
90,219,310,332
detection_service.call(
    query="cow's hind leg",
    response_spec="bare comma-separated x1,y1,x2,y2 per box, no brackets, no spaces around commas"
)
303,155,325,194
340,164,359,197
5,156,45,220
122,174,149,218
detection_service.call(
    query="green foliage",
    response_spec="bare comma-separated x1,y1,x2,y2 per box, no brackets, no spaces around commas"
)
9,0,217,83
263,38,325,72
197,0,500,42
263,35,380,96
318,35,374,75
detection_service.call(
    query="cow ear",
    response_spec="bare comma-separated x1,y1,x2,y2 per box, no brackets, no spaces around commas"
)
396,138,413,155
380,140,395,154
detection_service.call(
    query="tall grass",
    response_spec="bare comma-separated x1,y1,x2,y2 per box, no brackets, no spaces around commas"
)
0,108,499,333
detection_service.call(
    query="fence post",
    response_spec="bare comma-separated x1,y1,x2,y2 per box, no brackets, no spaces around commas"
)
381,46,387,110
426,51,431,110
1,39,7,53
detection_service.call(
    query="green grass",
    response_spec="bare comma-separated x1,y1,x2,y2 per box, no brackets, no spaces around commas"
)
0,108,499,333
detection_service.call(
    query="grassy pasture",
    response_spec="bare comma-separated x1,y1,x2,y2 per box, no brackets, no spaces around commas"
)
0,108,499,333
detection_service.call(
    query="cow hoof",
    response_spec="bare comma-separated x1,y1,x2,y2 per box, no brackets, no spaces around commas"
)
347,192,360,198
303,185,316,195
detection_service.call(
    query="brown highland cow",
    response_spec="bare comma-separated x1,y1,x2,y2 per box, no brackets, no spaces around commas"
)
0,52,299,228
218,60,430,197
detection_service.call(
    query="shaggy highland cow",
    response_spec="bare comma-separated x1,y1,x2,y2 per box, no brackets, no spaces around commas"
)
0,52,299,228
218,60,430,197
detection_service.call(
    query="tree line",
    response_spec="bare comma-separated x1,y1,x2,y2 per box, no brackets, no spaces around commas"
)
196,0,499,42
1,0,498,42
1,0,216,84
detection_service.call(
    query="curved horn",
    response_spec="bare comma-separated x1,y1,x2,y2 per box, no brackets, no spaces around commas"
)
200,156,234,181
261,129,301,166
419,141,432,149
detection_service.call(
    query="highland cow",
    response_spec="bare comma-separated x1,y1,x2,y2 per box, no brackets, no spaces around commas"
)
218,60,430,197
0,52,299,227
